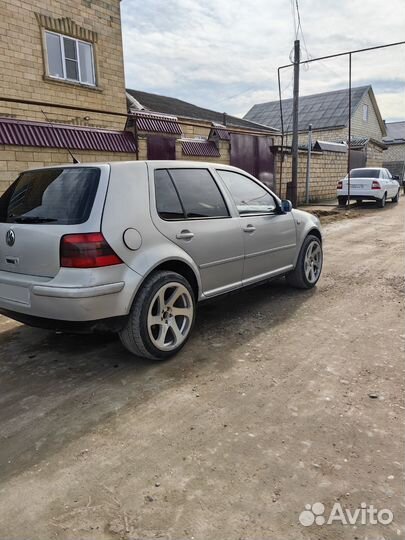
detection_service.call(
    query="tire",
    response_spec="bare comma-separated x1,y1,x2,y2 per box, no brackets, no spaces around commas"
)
377,193,386,208
338,196,347,207
119,271,196,360
286,234,323,289
392,189,400,203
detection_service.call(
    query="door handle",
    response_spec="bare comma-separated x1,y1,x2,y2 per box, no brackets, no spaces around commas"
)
176,230,194,240
243,224,256,233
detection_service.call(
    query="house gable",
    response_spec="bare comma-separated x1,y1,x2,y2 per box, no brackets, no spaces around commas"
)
351,88,386,141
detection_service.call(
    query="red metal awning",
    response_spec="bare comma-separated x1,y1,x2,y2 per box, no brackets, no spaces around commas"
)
0,117,137,153
134,112,182,135
181,139,220,158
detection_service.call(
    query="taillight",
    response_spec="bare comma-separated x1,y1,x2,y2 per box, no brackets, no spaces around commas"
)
60,233,123,268
337,181,343,189
372,181,381,190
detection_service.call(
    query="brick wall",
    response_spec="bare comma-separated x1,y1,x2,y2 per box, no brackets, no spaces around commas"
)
366,140,384,168
0,135,232,194
383,143,405,162
0,145,136,193
293,128,347,146
274,150,347,203
0,0,127,130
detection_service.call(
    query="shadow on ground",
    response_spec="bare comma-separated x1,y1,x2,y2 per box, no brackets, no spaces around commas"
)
0,278,314,483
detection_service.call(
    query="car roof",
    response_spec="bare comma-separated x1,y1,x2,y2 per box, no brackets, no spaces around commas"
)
23,160,244,171
20,160,254,178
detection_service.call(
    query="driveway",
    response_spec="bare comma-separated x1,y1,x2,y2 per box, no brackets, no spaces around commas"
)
0,201,403,540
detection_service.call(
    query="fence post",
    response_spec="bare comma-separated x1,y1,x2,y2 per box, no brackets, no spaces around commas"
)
305,124,312,204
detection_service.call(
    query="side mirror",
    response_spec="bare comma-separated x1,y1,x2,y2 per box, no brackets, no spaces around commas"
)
281,199,293,213
392,175,400,180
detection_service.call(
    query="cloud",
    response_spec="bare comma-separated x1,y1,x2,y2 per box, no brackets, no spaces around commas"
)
121,0,405,121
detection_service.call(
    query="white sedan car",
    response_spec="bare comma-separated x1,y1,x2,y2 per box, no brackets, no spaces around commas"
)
337,167,401,208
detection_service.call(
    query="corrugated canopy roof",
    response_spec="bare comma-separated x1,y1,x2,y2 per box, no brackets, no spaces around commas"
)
210,123,231,140
313,140,347,153
244,86,378,133
181,139,220,157
128,111,182,135
126,88,277,133
0,117,137,153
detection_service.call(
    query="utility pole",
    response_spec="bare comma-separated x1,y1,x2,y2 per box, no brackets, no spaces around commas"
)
305,124,312,204
291,39,300,207
347,52,352,206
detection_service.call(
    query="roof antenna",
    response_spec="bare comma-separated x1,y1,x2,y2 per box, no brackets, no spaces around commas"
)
41,109,80,164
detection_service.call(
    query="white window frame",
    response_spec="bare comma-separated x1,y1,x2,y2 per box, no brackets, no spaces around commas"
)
45,30,96,86
362,104,369,122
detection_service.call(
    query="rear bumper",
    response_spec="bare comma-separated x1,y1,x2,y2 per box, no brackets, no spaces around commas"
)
0,266,142,324
337,189,384,200
0,309,128,333
337,194,381,201
32,281,124,298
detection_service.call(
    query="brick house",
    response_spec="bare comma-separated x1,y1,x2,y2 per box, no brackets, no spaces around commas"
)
0,0,280,196
244,85,387,170
0,0,135,194
383,121,405,180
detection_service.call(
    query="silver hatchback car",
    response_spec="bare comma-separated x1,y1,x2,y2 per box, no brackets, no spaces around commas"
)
0,161,322,360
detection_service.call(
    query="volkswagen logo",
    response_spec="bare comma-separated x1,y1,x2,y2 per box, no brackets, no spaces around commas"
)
6,229,15,247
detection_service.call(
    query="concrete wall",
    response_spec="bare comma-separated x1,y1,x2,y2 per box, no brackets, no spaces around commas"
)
275,150,348,203
0,0,127,130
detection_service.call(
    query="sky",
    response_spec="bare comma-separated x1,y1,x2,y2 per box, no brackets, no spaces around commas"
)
121,0,405,122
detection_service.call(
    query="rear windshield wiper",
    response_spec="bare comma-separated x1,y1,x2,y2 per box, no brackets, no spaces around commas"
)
11,216,58,223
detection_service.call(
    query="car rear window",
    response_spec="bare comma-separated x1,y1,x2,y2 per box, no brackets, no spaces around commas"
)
0,167,100,224
349,169,380,178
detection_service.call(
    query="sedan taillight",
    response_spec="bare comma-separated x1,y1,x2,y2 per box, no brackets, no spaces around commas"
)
371,181,381,190
60,233,123,268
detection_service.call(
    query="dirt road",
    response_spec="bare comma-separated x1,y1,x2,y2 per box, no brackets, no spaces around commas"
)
0,201,403,540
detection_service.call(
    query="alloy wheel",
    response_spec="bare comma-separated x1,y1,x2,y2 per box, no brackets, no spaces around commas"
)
147,282,194,351
304,241,322,284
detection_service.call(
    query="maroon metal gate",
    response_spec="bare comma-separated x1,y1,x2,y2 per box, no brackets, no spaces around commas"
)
147,135,176,160
349,148,366,170
230,134,275,190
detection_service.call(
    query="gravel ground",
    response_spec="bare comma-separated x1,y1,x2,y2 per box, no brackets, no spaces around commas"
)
0,199,403,540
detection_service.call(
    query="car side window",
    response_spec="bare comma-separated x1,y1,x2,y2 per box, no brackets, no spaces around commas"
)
169,169,229,219
154,169,185,220
217,170,277,215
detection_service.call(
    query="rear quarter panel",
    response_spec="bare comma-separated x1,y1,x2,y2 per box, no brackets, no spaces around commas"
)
101,161,202,299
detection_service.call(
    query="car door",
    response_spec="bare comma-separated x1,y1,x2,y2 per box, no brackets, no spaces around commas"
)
151,167,244,297
215,169,297,285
